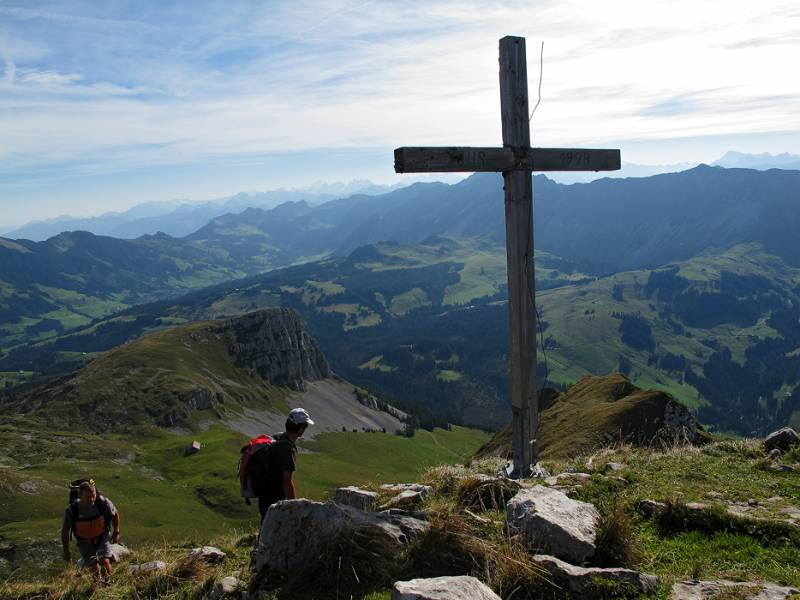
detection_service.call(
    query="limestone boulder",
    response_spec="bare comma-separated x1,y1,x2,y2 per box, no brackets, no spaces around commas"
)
107,544,131,564
506,486,599,564
670,580,799,599
764,428,800,452
533,555,658,596
251,499,428,576
381,483,433,496
381,489,426,510
380,483,433,510
392,576,500,600
209,576,244,599
335,486,379,511
188,545,226,563
544,472,592,486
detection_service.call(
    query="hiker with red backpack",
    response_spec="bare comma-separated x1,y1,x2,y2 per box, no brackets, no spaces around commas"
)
61,480,120,582
239,408,314,523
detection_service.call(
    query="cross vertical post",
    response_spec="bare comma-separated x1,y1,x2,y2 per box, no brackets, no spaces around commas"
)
499,36,537,477
392,36,620,479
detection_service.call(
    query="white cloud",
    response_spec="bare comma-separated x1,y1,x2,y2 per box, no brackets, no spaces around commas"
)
0,0,798,213
19,69,82,85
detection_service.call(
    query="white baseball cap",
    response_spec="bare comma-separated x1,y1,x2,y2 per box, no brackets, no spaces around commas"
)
288,407,314,426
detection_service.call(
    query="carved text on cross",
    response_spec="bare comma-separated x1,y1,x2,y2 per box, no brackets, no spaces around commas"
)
393,36,620,477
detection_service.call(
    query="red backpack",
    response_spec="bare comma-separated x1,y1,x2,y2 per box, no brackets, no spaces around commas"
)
238,435,274,501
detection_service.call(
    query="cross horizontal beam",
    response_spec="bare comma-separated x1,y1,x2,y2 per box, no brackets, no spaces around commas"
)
394,146,621,173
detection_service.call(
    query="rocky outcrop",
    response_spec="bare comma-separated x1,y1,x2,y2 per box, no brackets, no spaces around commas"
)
392,576,501,599
506,486,600,564
224,308,330,391
5,308,333,432
533,555,658,596
474,373,709,460
658,398,705,445
670,580,799,599
160,389,225,427
251,499,428,577
764,428,800,452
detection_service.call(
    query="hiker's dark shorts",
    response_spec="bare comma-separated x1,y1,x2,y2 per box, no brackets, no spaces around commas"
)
258,497,274,524
77,532,112,567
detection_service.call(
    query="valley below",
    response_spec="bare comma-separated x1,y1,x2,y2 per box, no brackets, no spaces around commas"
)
1,165,799,598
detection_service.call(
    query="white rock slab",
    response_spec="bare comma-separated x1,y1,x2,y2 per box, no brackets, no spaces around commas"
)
671,580,800,599
188,545,226,563
209,576,244,599
533,554,658,596
335,486,379,511
392,576,500,600
506,486,600,564
252,499,428,576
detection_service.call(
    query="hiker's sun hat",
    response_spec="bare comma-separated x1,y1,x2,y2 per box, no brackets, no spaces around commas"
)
288,407,315,426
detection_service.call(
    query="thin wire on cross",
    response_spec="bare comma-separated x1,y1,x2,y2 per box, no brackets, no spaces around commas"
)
528,41,544,123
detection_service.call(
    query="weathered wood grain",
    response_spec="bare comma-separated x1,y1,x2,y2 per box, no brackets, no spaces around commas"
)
394,146,620,173
500,35,538,475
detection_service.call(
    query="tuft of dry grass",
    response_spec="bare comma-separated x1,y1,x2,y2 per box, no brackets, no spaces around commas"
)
406,512,487,579
457,476,519,513
593,503,643,569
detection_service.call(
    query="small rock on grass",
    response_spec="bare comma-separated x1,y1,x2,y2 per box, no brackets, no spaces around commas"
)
209,576,244,599
381,489,427,510
533,554,658,596
670,579,799,599
381,483,433,496
188,545,226,563
128,560,168,575
334,486,378,511
392,575,500,599
108,543,131,563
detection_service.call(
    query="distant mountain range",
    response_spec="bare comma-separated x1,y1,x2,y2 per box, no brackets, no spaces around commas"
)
537,151,800,184
2,165,799,350
2,180,408,241
7,152,798,241
712,151,800,170
191,164,800,273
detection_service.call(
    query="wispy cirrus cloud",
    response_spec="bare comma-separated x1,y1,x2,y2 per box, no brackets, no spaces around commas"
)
0,0,799,226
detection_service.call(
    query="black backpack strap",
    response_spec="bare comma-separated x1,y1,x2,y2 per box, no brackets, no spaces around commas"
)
96,496,113,531
68,500,79,539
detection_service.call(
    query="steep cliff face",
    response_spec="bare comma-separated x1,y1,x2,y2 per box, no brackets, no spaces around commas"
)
224,308,330,390
3,309,333,431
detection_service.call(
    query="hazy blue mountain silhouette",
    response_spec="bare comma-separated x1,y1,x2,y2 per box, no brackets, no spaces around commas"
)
196,165,800,273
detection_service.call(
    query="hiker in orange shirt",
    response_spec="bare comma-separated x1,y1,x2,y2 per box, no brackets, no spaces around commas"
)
61,481,120,582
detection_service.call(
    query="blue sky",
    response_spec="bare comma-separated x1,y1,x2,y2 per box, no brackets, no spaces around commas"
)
1,0,799,227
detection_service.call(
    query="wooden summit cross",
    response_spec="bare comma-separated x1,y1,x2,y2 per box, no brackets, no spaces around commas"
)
394,36,621,478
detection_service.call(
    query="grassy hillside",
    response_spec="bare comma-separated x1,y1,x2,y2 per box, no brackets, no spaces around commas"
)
0,231,257,349
2,436,797,599
475,373,711,461
0,420,488,581
4,239,799,435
